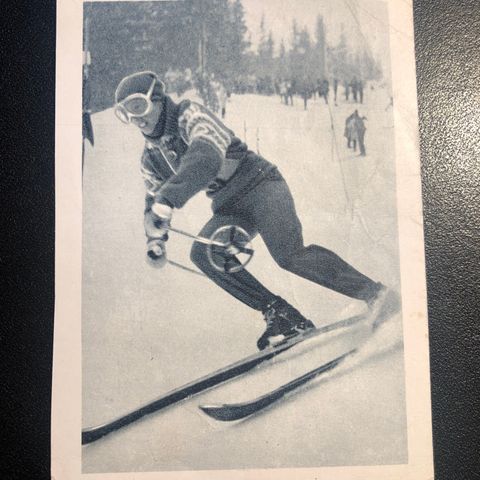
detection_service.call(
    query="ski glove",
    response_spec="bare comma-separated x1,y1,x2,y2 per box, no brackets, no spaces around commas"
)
144,202,173,240
146,238,167,269
144,202,172,269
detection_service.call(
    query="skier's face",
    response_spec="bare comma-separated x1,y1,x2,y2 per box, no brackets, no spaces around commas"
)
114,73,163,134
131,100,163,135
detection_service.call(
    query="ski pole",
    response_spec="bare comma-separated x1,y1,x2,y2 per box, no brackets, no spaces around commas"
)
163,224,254,273
167,259,206,277
165,226,225,247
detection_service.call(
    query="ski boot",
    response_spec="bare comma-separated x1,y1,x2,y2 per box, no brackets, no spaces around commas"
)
367,284,401,330
257,297,315,350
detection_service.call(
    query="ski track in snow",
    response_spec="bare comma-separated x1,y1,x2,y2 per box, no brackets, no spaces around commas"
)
81,88,407,472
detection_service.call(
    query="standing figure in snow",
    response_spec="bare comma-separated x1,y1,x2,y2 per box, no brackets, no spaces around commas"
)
354,110,367,156
351,77,359,103
344,79,350,101
333,78,339,105
345,111,358,150
358,79,364,104
318,78,330,104
344,110,367,156
279,80,288,105
298,77,313,110
206,74,220,114
114,71,398,350
286,79,295,106
211,78,228,119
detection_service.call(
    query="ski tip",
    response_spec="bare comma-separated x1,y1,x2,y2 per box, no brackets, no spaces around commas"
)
199,404,239,422
82,425,110,445
82,428,101,445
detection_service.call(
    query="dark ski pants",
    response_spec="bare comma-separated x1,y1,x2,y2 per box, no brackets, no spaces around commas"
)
190,171,381,312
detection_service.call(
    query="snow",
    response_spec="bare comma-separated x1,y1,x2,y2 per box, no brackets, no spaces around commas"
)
81,87,406,473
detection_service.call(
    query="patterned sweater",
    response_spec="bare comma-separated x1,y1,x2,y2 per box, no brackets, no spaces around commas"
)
141,96,275,213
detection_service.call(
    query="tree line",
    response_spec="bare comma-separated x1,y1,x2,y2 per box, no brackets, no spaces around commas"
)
84,0,382,112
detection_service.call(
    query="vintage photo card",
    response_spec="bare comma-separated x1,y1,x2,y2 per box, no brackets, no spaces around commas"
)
53,0,433,478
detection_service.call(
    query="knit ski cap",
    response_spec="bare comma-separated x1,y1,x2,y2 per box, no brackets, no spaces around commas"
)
115,71,165,104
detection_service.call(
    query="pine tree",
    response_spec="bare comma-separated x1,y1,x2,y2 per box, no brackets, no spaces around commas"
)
257,15,274,78
288,19,313,81
328,29,349,82
314,15,326,79
290,19,300,53
227,0,250,78
277,38,287,78
85,0,261,109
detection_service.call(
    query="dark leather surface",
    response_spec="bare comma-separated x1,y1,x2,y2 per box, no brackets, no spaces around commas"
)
1,0,479,478
1,1,56,479
414,0,480,478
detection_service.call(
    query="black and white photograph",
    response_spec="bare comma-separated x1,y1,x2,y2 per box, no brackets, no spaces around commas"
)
53,0,434,478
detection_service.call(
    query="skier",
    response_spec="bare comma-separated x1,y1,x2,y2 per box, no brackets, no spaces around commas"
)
114,71,398,350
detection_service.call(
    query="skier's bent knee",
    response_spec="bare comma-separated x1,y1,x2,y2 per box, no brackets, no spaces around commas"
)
273,253,295,271
190,242,209,270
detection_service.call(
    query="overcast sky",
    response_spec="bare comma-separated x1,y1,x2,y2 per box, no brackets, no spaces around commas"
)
241,0,391,72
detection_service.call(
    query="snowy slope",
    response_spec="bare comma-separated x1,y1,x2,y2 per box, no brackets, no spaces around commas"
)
81,88,406,473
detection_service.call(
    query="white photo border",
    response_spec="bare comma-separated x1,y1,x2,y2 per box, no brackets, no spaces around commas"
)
53,0,433,478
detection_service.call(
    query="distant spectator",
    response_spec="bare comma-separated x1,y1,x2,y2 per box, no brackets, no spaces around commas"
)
286,79,295,106
358,80,364,104
344,80,350,101
318,78,329,104
385,96,393,111
344,110,367,156
355,112,367,156
279,80,288,104
351,77,358,103
298,77,313,110
212,79,228,118
344,111,357,150
274,79,280,97
207,74,220,113
194,72,208,105
333,78,339,104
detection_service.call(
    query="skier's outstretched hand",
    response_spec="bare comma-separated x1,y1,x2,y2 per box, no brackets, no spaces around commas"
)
146,238,167,269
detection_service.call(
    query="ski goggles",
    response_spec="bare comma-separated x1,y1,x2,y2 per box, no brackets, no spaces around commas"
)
114,72,158,124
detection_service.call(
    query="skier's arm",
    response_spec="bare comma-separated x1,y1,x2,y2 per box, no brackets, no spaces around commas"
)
141,146,171,269
154,103,231,208
141,146,165,214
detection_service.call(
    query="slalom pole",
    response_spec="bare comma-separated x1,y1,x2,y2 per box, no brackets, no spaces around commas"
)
325,99,352,216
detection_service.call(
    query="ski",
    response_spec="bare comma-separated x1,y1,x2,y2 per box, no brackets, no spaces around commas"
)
82,313,366,445
199,349,356,422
